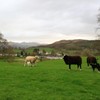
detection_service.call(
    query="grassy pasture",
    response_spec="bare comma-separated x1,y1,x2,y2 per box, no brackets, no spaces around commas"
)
0,57,100,100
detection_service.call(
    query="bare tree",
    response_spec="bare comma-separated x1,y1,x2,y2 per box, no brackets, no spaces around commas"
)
0,33,8,53
0,33,15,61
96,8,100,40
97,8,100,23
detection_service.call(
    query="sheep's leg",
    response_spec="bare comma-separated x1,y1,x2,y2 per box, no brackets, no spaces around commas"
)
79,65,82,70
69,64,71,70
77,65,79,70
24,61,27,66
92,67,95,71
30,61,33,67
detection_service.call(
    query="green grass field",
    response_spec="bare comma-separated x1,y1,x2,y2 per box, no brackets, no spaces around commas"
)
0,57,100,100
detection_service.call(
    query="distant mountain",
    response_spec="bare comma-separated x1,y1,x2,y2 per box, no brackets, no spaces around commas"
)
8,42,41,48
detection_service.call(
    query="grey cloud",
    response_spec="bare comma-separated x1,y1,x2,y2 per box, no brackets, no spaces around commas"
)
0,0,100,43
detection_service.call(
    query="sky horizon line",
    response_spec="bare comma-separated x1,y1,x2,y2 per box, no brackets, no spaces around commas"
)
7,38,99,44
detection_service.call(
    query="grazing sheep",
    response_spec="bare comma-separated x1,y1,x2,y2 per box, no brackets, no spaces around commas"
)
87,56,97,67
63,55,82,70
24,56,39,67
90,63,100,72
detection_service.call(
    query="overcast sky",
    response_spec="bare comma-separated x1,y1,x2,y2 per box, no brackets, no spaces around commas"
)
0,0,100,44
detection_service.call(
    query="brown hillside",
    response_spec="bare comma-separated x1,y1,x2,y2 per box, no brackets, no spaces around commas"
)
43,39,100,51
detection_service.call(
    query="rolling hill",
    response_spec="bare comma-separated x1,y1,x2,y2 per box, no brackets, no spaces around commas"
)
37,39,100,56
41,39,100,51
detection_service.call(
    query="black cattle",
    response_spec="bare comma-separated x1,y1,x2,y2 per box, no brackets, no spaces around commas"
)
90,63,100,72
63,55,82,70
87,56,97,66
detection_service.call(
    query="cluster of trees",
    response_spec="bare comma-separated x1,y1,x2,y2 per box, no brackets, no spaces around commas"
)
17,48,63,58
0,33,15,61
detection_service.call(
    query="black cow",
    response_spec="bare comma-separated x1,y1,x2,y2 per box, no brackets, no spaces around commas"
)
90,63,100,72
63,55,82,70
87,56,97,67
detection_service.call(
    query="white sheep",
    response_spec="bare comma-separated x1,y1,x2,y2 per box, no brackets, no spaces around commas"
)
24,56,39,67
